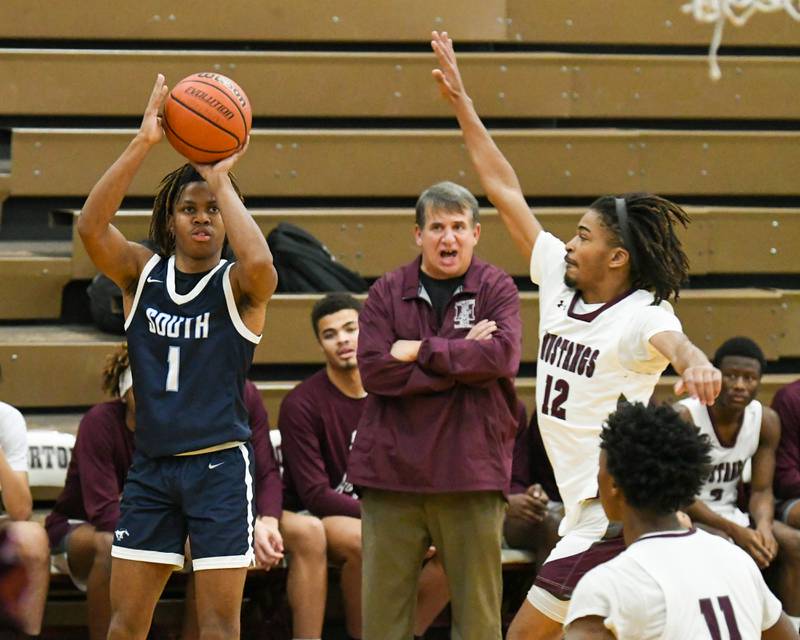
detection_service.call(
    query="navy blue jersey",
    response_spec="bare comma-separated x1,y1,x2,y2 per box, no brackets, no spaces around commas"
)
125,255,260,457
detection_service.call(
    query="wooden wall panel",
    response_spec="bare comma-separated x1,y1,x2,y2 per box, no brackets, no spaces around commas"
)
507,0,800,46
6,51,795,119
2,1,796,45
0,1,506,42
67,207,800,281
0,256,71,319
5,129,800,199
1,290,797,407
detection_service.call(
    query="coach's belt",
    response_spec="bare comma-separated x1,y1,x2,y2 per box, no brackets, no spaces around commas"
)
174,440,244,456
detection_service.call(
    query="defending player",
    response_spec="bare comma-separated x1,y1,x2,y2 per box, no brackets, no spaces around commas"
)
76,75,277,639
564,402,798,640
431,31,721,639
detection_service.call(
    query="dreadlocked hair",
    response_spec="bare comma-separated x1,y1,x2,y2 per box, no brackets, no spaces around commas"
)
101,343,130,398
149,164,243,256
590,193,690,305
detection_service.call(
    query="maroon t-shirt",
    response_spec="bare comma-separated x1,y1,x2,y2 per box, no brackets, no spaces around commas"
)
279,369,365,519
45,401,135,548
45,381,282,549
773,379,800,500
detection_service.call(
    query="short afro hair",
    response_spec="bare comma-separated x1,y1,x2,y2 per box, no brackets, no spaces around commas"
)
601,402,711,516
712,336,766,373
311,293,362,336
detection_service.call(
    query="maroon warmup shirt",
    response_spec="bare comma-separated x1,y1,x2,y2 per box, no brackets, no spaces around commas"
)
45,381,282,548
348,256,522,493
510,404,561,502
279,369,365,518
45,401,134,548
772,380,800,500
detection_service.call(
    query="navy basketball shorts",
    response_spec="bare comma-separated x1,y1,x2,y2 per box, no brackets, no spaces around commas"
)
111,443,255,571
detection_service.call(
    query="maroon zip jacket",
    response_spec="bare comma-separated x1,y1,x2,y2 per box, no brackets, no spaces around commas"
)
772,380,800,500
348,255,522,493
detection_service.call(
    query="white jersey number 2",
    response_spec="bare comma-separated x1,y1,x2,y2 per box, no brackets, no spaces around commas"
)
166,346,180,392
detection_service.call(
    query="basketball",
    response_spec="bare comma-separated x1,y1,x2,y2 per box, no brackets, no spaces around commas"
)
162,72,252,164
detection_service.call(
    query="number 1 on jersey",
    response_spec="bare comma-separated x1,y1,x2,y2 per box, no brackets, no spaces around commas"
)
541,374,569,419
166,346,180,392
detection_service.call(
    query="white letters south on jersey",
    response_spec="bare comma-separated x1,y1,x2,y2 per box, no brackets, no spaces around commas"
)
680,396,762,527
531,232,681,533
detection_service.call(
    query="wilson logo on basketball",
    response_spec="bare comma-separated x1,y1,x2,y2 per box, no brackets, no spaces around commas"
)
197,72,249,109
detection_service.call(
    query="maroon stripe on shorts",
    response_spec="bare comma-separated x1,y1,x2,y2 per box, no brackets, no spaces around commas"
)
533,534,626,601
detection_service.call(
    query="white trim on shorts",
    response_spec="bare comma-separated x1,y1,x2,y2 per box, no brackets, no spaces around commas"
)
527,585,570,623
190,443,255,571
526,500,610,623
193,554,253,571
111,545,185,568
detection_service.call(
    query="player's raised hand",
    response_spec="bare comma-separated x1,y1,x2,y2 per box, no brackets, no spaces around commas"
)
674,363,722,406
138,74,168,147
431,31,467,104
192,135,250,192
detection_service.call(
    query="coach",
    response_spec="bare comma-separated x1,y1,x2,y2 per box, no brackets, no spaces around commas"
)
348,181,522,640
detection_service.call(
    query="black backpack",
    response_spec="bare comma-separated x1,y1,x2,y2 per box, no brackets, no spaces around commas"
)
266,222,368,293
87,272,126,334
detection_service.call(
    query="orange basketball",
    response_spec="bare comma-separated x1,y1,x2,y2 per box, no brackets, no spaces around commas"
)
162,72,252,164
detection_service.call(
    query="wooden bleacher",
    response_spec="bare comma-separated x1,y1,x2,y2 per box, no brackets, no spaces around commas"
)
1,0,797,45
1,289,799,408
63,206,800,281
3,128,800,201
2,50,799,120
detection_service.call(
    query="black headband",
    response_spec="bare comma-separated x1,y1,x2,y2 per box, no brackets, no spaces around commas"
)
615,197,639,271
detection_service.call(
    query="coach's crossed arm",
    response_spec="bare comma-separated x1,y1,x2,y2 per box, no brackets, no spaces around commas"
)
416,280,522,385
357,283,456,397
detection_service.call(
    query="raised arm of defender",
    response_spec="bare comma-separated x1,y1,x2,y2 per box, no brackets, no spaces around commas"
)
76,75,167,294
431,31,542,258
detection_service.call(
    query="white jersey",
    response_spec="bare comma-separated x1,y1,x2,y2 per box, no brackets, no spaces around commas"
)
0,401,28,472
566,528,782,639
531,232,681,532
681,397,761,528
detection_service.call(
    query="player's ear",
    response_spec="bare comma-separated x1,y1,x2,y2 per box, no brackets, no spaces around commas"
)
608,246,631,270
414,224,423,247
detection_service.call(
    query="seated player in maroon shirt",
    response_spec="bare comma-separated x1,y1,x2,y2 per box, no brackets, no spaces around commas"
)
279,294,449,640
45,344,328,640
772,377,800,630
505,406,563,570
